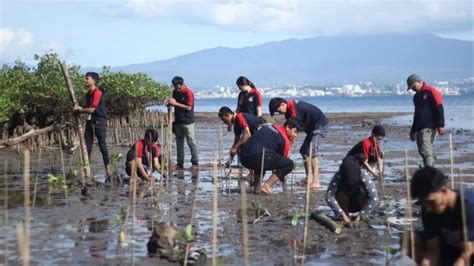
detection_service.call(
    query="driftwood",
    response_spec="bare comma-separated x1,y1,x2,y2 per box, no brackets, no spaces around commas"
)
0,125,58,149
59,61,91,179
311,211,342,234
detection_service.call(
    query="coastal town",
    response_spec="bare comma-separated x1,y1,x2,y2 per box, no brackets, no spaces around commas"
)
196,77,474,98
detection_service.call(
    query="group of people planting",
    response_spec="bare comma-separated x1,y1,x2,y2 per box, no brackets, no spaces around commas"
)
74,72,472,265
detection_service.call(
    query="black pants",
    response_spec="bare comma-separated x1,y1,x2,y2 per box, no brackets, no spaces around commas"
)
85,119,110,165
241,152,294,182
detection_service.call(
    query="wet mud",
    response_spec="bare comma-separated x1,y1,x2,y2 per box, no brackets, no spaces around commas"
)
1,112,473,265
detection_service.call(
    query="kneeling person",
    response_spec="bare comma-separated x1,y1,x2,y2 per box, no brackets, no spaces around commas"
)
325,125,385,222
240,118,303,194
408,166,473,265
126,128,163,181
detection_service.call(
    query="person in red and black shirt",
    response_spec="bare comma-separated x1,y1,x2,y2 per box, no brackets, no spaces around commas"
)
269,97,328,189
165,76,199,171
407,74,445,167
325,125,385,223
73,72,109,176
125,128,163,181
239,118,303,194
236,76,263,118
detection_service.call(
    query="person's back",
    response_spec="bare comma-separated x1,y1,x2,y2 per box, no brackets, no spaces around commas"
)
240,124,286,156
293,100,328,134
234,112,263,136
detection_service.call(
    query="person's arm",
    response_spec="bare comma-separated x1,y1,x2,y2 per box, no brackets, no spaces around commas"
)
231,127,251,156
429,88,445,135
74,89,101,114
454,241,474,266
136,157,151,179
167,98,192,111
415,237,440,265
74,106,96,114
410,98,416,141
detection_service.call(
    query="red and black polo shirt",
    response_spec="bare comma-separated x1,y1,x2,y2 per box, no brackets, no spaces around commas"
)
237,88,262,116
173,86,195,124
86,86,107,120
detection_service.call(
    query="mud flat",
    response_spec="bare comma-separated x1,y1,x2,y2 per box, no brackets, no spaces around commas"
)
1,112,472,264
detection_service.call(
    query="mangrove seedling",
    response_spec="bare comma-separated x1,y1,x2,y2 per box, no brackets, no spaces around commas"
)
291,211,307,226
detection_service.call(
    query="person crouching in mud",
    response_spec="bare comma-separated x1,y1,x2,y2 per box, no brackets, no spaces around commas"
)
325,125,385,223
218,106,264,184
239,118,303,194
125,128,164,181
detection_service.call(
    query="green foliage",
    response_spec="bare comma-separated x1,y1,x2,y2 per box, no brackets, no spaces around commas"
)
110,152,123,165
47,173,67,191
291,211,307,226
183,224,194,242
0,53,170,124
114,205,128,227
383,244,398,255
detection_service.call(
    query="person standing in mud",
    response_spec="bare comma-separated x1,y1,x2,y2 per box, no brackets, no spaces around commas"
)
125,128,164,181
235,76,263,118
407,74,445,167
165,76,199,171
407,166,473,265
269,97,328,189
239,118,303,194
218,106,264,183
325,125,385,223
73,72,110,176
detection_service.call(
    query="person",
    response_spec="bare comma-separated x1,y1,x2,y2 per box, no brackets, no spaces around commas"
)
269,97,328,189
218,106,264,183
239,118,303,194
235,76,263,118
407,74,445,167
218,106,264,158
165,76,199,171
125,128,163,181
325,125,385,223
408,166,473,265
73,72,110,176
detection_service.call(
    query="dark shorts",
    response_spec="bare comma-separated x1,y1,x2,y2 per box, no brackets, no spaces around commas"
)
300,125,328,158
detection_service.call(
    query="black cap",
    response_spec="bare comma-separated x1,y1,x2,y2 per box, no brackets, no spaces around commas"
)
269,98,279,117
406,74,421,91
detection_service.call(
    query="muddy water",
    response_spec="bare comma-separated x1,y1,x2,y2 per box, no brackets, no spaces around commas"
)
1,112,473,265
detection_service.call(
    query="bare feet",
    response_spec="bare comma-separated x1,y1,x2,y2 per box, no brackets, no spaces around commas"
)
171,164,183,171
261,183,272,194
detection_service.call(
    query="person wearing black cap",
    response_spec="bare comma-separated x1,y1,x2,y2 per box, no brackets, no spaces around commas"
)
269,97,328,189
73,72,110,176
407,166,473,265
325,125,385,223
239,118,303,194
406,74,445,167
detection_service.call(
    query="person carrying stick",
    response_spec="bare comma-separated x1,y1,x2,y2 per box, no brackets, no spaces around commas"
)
325,125,385,223
73,72,110,177
407,166,473,265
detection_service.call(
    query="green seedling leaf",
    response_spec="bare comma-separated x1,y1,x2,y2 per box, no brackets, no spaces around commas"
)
291,215,299,226
183,224,194,242
291,211,307,226
383,244,398,255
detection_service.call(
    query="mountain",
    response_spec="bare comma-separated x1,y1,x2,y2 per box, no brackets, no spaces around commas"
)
113,34,473,88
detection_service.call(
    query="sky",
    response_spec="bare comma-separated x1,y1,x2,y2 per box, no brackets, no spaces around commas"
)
1,0,473,67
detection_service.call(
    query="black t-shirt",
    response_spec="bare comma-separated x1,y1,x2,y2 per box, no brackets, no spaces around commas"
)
233,112,263,136
421,188,474,264
237,88,262,116
239,124,290,158
173,87,195,124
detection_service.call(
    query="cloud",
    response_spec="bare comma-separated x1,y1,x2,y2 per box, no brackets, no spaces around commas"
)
117,0,473,36
0,27,33,52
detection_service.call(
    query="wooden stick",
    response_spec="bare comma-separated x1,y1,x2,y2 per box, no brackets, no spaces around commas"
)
33,147,42,208
379,171,391,237
16,149,31,266
59,61,91,180
458,170,468,250
240,181,250,266
130,159,138,264
3,161,8,266
301,142,313,265
212,152,219,266
167,105,173,178
402,150,415,260
449,133,454,189
0,125,57,149
184,169,200,266
58,133,67,200
311,212,341,234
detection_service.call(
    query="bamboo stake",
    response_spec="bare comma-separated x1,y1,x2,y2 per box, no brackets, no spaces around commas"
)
167,104,173,178
59,61,91,180
58,133,67,200
32,147,42,208
402,150,415,260
16,150,31,266
301,142,313,265
4,161,8,266
131,159,138,264
212,152,218,266
184,169,200,266
449,133,454,189
458,171,468,253
240,181,250,265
